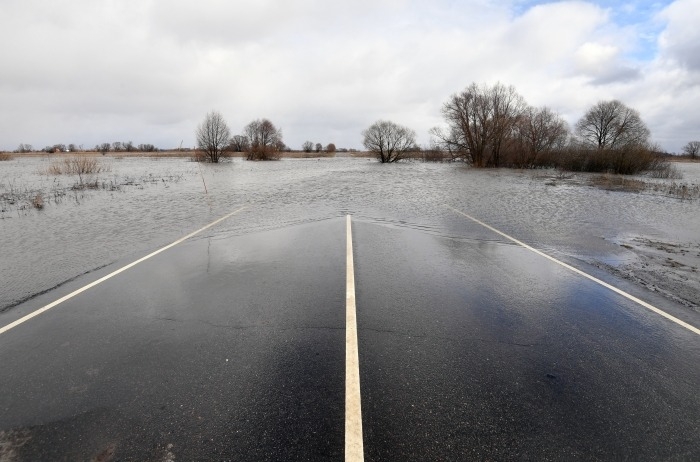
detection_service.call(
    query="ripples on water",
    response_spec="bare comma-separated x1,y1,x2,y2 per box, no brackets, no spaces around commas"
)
1,157,699,311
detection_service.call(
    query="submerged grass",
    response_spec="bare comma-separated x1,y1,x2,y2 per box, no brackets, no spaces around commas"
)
588,174,700,200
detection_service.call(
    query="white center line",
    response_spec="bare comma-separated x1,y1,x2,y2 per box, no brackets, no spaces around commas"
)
345,215,364,461
0,206,247,336
446,205,700,336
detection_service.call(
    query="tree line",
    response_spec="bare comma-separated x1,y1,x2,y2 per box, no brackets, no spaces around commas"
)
196,112,341,163
362,81,699,172
13,142,158,154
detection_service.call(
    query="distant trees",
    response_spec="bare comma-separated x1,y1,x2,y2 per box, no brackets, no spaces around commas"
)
137,143,157,152
302,141,314,153
315,143,323,153
244,118,283,160
229,135,249,152
432,82,526,167
429,82,665,174
15,144,33,153
326,143,336,153
196,110,231,163
575,100,650,150
510,106,569,167
557,100,658,174
682,141,699,159
362,120,417,163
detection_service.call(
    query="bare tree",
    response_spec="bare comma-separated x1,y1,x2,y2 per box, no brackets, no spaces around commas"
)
575,100,650,150
432,82,526,167
99,143,111,153
682,141,700,159
326,143,336,153
512,106,569,167
137,143,157,152
229,135,249,153
196,110,232,163
244,119,283,160
68,143,78,152
15,144,33,153
315,143,323,153
123,141,135,152
362,120,416,163
487,83,527,167
302,141,314,153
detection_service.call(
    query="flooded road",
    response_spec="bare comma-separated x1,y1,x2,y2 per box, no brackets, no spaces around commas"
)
1,157,699,459
2,157,699,313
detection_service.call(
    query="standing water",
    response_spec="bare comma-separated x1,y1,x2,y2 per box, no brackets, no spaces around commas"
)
2,156,699,312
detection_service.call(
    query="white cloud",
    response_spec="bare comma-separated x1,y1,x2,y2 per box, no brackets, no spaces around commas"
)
0,0,696,152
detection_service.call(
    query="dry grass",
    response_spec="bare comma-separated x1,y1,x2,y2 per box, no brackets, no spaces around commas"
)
31,193,44,209
0,152,13,161
589,174,646,192
589,174,700,200
42,157,110,176
650,182,700,200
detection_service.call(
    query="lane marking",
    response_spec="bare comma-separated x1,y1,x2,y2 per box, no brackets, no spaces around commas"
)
0,206,247,336
345,215,364,461
446,205,700,336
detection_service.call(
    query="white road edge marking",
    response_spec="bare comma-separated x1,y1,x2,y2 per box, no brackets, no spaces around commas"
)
0,206,247,336
446,205,700,336
345,215,364,461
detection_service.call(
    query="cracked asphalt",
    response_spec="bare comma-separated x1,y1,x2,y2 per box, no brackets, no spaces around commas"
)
1,216,700,460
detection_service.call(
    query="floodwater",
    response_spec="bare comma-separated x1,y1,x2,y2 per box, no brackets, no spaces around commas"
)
1,156,699,312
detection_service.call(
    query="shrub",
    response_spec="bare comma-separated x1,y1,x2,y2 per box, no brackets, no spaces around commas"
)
554,144,669,175
31,193,44,209
42,157,109,183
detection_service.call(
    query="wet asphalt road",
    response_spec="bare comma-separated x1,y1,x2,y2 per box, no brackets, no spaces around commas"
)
1,214,700,461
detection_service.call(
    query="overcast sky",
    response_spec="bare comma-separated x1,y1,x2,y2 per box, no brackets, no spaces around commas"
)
1,0,698,152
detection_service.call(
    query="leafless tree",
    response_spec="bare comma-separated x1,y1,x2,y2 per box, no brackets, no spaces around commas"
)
15,144,33,153
682,141,700,159
362,120,416,163
315,143,323,153
575,100,650,150
432,82,526,167
229,135,249,153
137,143,156,152
123,141,135,152
487,83,527,167
326,143,336,153
244,119,283,160
68,143,78,152
512,106,569,167
99,143,111,153
196,110,232,163
302,141,314,153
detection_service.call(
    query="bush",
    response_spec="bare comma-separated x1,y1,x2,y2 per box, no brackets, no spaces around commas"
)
42,157,110,183
554,144,668,175
422,148,448,162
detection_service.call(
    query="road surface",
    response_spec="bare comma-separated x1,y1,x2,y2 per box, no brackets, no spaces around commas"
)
1,210,699,460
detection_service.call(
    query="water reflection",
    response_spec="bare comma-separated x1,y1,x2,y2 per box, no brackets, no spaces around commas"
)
1,157,698,312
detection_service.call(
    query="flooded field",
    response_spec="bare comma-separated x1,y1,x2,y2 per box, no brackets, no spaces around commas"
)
2,156,699,313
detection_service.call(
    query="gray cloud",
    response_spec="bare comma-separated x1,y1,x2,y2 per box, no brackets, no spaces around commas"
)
0,0,695,153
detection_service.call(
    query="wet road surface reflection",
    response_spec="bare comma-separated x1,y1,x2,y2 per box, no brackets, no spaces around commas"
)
1,158,699,459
